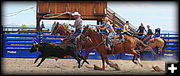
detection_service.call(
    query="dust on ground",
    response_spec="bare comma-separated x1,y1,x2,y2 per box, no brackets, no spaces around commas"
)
1,58,166,75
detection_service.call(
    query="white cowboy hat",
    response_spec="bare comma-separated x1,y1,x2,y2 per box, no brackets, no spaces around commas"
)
72,12,81,16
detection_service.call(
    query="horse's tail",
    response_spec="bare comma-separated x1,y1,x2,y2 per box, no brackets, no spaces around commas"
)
162,38,166,51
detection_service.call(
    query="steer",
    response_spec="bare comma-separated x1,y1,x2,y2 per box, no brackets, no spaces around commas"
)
29,41,88,68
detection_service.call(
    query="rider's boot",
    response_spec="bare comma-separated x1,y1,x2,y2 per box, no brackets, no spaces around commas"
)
107,44,111,51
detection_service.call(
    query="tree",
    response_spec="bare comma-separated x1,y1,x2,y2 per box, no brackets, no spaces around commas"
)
21,24,27,31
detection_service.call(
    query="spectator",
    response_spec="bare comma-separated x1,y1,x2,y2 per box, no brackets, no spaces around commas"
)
137,23,147,36
143,25,153,44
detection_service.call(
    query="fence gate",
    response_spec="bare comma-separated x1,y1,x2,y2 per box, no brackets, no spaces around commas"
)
2,30,179,60
3,31,40,58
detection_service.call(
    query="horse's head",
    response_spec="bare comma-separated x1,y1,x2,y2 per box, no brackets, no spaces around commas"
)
51,23,70,36
82,25,91,37
30,40,40,53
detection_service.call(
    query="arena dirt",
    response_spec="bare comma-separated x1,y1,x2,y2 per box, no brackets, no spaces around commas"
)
1,58,165,75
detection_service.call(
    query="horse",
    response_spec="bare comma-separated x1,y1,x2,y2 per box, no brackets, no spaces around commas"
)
51,23,69,38
50,23,94,64
81,25,154,70
141,34,166,52
146,37,166,52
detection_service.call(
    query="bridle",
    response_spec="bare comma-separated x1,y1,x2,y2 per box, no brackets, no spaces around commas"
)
81,28,105,49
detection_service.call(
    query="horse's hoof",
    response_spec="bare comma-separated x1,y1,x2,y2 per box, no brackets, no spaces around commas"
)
114,64,120,71
115,68,120,71
80,64,83,67
140,64,143,67
94,65,102,70
36,65,40,67
115,67,120,71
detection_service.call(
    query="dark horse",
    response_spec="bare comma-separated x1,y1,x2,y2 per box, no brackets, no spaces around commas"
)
81,25,154,70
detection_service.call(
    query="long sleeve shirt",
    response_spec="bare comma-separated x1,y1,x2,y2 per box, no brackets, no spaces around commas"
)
102,23,116,34
147,29,153,35
137,26,147,33
71,17,82,30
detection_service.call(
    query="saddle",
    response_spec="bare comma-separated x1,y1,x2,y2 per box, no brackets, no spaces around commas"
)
101,34,125,47
143,36,154,43
100,34,125,54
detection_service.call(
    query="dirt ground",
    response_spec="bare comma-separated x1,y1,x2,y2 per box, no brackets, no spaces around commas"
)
1,58,166,75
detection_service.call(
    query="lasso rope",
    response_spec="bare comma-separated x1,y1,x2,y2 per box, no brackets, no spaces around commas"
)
43,12,67,18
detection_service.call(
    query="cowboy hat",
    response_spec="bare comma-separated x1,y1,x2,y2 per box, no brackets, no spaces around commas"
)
72,12,81,16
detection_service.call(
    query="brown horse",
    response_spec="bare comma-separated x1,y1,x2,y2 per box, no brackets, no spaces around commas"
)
51,23,70,38
146,37,166,52
81,25,154,70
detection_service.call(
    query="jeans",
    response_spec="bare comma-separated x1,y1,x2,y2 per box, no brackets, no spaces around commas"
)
106,32,114,46
71,29,81,43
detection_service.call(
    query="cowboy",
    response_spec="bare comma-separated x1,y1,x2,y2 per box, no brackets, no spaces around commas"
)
116,27,125,43
96,17,116,50
69,12,82,44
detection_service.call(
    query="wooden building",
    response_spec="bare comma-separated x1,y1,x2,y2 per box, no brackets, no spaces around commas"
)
36,1,137,32
36,1,107,31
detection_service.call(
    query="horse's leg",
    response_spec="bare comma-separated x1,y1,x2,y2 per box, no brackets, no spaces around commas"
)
72,54,81,68
98,52,107,71
131,50,138,64
81,49,92,66
105,59,120,70
132,55,137,64
36,57,46,67
100,53,120,70
34,54,42,64
100,52,119,70
137,53,143,67
78,54,89,65
102,58,105,71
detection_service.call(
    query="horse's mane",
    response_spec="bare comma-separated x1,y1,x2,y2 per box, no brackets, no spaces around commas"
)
84,27,104,42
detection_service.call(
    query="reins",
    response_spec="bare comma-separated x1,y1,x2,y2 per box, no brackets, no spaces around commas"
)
82,28,107,50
